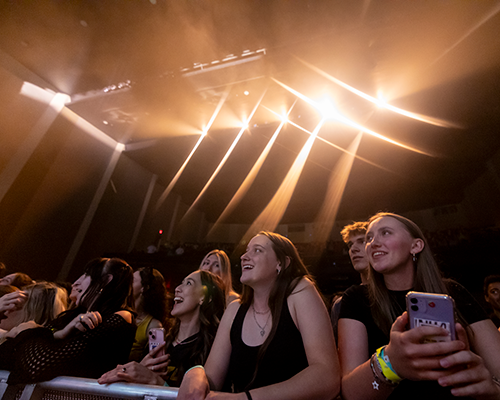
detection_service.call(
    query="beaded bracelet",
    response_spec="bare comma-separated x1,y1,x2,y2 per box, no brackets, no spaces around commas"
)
376,346,403,384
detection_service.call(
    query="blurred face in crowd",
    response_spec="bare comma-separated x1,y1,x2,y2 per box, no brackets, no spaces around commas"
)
485,282,500,311
347,233,369,274
71,274,91,306
0,274,16,286
200,254,221,276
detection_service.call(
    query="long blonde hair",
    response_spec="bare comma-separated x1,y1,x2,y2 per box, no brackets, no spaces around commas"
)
366,212,447,335
200,250,235,302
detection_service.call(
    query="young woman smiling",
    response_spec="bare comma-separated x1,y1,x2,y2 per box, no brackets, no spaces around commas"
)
338,212,500,400
177,231,340,400
99,270,225,387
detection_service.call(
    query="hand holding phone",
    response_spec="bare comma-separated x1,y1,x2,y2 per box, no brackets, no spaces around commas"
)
406,291,456,342
149,328,166,357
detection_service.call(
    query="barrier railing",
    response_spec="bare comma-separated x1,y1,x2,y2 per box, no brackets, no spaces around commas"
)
0,371,178,400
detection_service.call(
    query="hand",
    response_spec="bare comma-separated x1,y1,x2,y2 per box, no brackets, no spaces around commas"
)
141,342,170,374
385,312,466,381
0,291,27,316
5,320,41,338
98,362,165,386
438,323,500,400
177,367,210,400
54,311,102,339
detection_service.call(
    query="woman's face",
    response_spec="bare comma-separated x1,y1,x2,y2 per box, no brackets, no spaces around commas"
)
72,274,91,306
365,216,417,276
240,234,280,287
199,254,221,277
132,271,143,298
172,271,205,318
0,273,17,286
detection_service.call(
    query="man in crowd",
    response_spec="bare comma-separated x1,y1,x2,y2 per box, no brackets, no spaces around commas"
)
484,274,500,328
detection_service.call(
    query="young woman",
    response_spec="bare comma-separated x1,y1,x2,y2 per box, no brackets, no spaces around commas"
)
199,249,239,305
0,282,67,344
98,270,225,387
128,266,169,362
177,231,340,400
338,212,500,400
0,258,136,384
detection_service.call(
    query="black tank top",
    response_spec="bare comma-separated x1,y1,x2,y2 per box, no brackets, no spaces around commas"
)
227,298,308,392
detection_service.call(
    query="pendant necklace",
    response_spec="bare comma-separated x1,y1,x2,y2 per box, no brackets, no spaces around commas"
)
252,304,271,337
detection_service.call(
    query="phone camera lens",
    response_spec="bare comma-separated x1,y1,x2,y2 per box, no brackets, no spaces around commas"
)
411,305,419,312
151,335,156,340
410,298,418,304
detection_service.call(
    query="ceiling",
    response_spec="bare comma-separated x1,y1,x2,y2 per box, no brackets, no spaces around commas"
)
2,0,500,225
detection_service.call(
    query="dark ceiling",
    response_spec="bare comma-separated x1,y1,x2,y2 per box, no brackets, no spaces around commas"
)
2,0,500,225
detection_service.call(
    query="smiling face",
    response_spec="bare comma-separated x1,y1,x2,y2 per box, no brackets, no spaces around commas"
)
240,234,280,289
365,216,422,283
72,274,91,306
347,233,369,274
199,254,221,277
172,271,205,318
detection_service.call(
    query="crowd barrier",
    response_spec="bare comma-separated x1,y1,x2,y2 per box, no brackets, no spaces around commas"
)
0,371,178,400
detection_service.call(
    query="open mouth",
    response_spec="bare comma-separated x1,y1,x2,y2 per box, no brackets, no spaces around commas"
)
174,297,183,304
242,264,253,270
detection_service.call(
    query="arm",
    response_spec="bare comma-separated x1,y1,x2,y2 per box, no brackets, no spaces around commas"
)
245,278,340,400
177,301,240,399
98,361,166,386
437,319,500,399
0,291,27,319
340,312,468,400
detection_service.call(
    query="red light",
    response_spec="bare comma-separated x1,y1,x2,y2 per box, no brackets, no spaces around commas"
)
159,230,163,234
428,302,435,308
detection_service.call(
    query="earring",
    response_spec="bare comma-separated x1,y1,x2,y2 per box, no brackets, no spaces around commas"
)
412,253,417,262
277,268,281,275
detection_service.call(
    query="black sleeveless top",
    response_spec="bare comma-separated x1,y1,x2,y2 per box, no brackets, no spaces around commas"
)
227,298,308,392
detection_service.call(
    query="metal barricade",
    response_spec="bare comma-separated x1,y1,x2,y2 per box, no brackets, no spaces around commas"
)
0,371,178,400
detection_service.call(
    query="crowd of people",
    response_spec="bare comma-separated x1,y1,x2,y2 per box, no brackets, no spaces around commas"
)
1,212,500,400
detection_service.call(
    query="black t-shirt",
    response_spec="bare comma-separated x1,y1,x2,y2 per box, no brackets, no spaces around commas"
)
163,333,199,387
339,281,487,400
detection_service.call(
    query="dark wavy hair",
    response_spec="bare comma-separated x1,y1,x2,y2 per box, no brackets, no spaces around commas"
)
78,258,134,316
240,231,311,389
9,273,34,289
165,270,225,377
138,266,168,327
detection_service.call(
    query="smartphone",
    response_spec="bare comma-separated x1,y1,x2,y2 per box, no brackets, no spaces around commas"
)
148,327,166,357
406,291,456,342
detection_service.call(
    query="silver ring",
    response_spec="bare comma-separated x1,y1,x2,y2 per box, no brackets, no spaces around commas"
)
122,367,126,372
152,365,156,371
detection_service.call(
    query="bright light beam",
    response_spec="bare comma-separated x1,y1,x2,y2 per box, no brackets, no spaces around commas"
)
207,102,297,239
262,105,394,173
154,89,230,211
272,78,433,156
241,118,325,243
182,90,266,219
295,58,459,128
431,2,500,66
314,132,362,246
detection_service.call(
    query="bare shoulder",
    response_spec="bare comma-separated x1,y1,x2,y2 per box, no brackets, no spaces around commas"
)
114,310,133,323
290,276,318,297
148,318,163,329
221,298,241,323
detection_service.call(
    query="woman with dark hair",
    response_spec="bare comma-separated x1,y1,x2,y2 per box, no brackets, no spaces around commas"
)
199,249,239,305
0,258,136,384
99,270,225,387
338,212,500,400
128,267,169,361
177,231,340,400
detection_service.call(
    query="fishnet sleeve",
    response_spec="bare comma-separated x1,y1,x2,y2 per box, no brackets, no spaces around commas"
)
8,313,134,383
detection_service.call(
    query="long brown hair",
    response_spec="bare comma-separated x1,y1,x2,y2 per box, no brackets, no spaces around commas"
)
199,250,235,302
366,212,448,335
240,231,311,389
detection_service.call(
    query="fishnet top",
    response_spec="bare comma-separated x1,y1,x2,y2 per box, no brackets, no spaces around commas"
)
0,312,136,384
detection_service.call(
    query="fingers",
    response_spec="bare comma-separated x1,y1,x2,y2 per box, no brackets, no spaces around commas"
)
149,341,166,357
454,322,470,350
390,312,409,333
77,311,102,331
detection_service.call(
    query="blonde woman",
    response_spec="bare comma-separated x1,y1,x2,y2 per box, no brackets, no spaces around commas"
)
199,249,239,305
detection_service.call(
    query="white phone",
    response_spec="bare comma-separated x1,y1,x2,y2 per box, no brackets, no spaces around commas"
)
406,291,456,342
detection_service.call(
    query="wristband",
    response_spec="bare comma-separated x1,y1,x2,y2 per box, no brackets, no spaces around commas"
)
186,365,204,374
245,390,253,400
376,346,402,384
163,381,170,387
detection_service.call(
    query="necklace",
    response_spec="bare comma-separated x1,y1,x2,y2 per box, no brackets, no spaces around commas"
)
174,334,198,346
252,304,271,337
